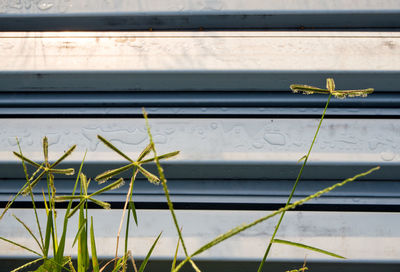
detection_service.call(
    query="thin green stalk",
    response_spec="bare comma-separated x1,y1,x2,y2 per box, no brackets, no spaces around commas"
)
143,109,201,272
173,166,379,272
16,139,45,253
257,93,332,272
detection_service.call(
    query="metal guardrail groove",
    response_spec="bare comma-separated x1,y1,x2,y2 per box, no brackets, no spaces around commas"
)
0,0,400,30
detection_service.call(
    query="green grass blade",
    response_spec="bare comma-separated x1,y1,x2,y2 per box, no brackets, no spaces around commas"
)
90,178,125,197
67,200,86,219
10,257,45,272
77,204,89,272
171,229,182,272
173,166,379,272
129,201,138,226
43,210,53,258
21,171,46,195
136,164,160,184
48,168,75,176
95,164,133,184
13,152,42,168
57,152,87,270
72,218,87,248
97,135,134,162
139,151,180,164
138,232,162,272
326,78,335,92
0,236,41,256
143,109,200,272
112,257,126,272
50,145,77,168
16,139,45,251
43,137,49,164
129,172,139,226
124,203,132,260
137,143,153,162
257,91,333,272
88,197,111,210
55,196,83,202
272,239,345,259
80,173,88,196
12,214,43,253
290,84,330,94
90,217,100,272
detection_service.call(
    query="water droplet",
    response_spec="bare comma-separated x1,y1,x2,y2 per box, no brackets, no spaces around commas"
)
381,152,396,162
37,1,54,10
201,108,207,112
27,138,34,146
7,137,17,146
252,142,264,149
210,123,218,129
153,134,167,144
264,133,286,146
9,1,23,9
165,128,175,135
221,107,228,112
47,134,61,146
24,0,31,9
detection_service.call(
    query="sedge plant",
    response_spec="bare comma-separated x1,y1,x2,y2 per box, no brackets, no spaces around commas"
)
0,78,378,272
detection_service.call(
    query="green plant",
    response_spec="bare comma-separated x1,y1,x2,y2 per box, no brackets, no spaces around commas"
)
0,79,378,272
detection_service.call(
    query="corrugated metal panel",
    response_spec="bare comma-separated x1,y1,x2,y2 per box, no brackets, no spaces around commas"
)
1,118,399,211
0,0,399,30
0,32,399,117
0,209,399,272
0,5,399,269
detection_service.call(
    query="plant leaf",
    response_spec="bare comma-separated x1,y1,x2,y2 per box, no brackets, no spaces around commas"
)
12,214,43,253
136,165,160,184
72,218,87,248
95,164,133,184
173,166,380,272
48,168,75,176
326,78,335,92
88,198,111,210
67,200,86,219
13,152,42,168
137,143,153,162
50,145,77,168
10,257,45,272
97,135,134,162
90,178,125,197
273,238,345,259
171,229,182,272
138,232,162,272
43,137,49,164
139,151,180,164
0,236,41,256
130,201,138,226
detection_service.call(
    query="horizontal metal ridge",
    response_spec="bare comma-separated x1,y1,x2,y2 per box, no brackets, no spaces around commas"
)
0,91,399,117
0,0,399,30
0,32,399,92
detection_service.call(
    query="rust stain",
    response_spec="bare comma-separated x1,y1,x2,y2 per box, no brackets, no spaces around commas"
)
59,41,76,49
383,41,396,50
115,38,128,43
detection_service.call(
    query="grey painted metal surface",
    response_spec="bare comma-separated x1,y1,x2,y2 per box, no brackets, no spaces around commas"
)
0,0,399,30
0,209,399,270
1,118,399,209
1,91,400,117
0,32,399,94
